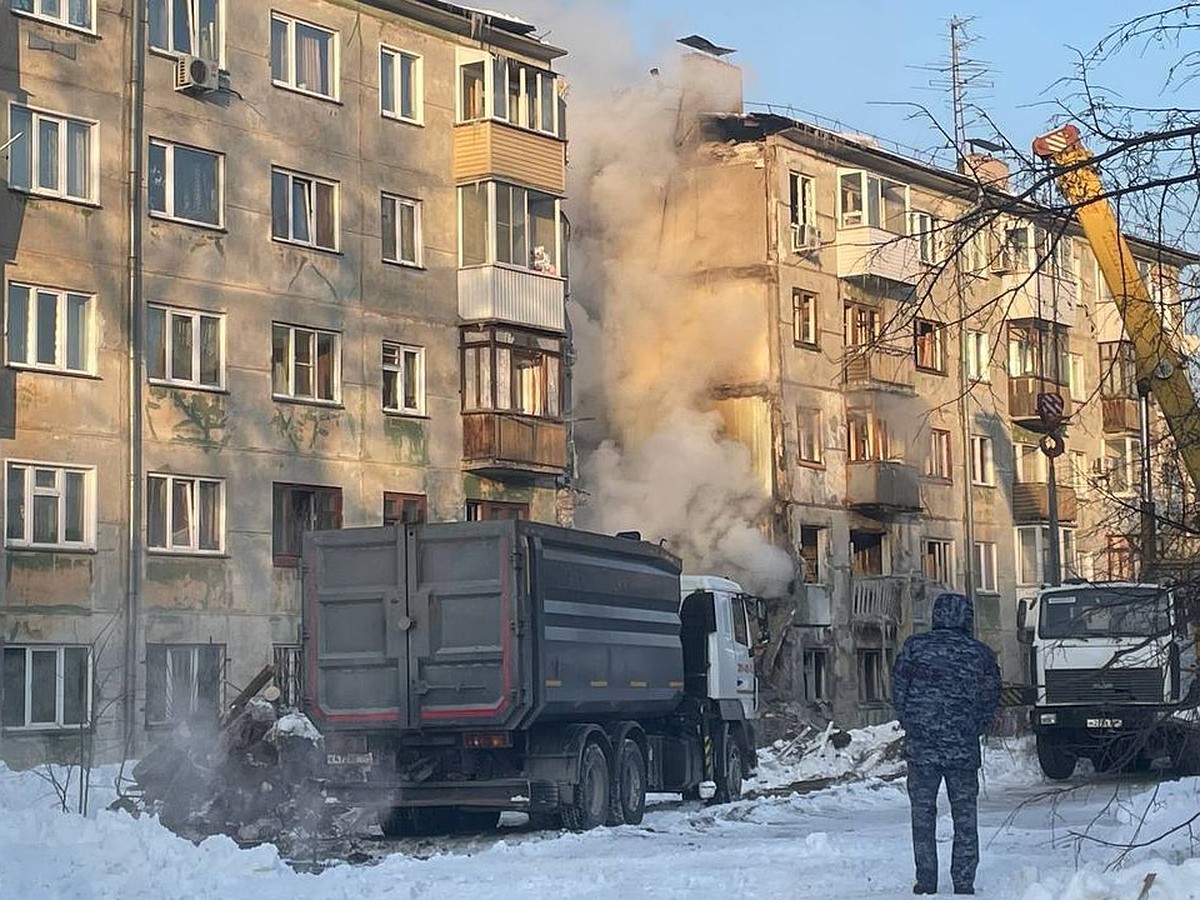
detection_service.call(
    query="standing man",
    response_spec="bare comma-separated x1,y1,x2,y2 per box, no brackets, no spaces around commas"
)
891,592,1001,896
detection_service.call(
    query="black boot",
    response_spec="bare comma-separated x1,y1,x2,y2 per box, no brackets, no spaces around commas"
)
953,888,975,895
913,885,937,895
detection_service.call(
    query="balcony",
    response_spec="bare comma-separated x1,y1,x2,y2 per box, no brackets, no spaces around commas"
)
1011,482,1078,523
996,272,1078,327
1102,396,1140,433
453,120,566,195
835,226,921,300
843,348,915,392
850,576,910,628
1008,375,1073,423
458,265,566,333
846,461,921,515
462,412,567,479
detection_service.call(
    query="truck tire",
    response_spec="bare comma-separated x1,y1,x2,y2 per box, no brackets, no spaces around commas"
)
610,739,647,826
561,742,610,832
1036,734,1076,781
712,726,744,804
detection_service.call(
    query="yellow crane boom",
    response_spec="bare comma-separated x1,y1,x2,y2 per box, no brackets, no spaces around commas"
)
1032,124,1200,492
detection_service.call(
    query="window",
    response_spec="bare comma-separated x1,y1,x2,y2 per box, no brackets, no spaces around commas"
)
964,230,990,276
1103,437,1141,495
1016,525,1078,585
925,429,952,480
973,541,998,593
857,649,890,702
272,644,302,708
970,435,995,486
1014,443,1047,484
5,462,94,549
847,408,894,462
11,0,92,30
149,0,221,62
381,193,422,266
1106,535,1138,581
1067,352,1085,402
8,106,95,202
272,324,340,403
1007,322,1069,385
914,319,946,373
2,645,90,730
838,170,908,233
1070,450,1089,497
797,407,823,465
922,539,955,587
909,211,938,264
844,304,880,348
380,46,423,123
382,341,424,415
799,526,822,583
147,474,222,553
456,53,561,136
272,483,342,566
146,305,223,388
802,649,828,702
383,492,426,526
145,644,223,726
270,12,337,99
6,283,92,374
148,140,223,228
850,530,885,576
466,499,528,521
458,182,562,274
1000,224,1030,272
1099,341,1136,399
792,289,818,347
461,328,562,418
964,331,990,382
271,168,338,250
789,172,816,249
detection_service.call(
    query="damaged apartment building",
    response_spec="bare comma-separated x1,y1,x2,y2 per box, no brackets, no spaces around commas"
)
654,53,1196,726
0,1,571,762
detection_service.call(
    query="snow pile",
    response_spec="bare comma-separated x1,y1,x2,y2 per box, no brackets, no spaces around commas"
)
981,735,1044,791
750,721,906,793
273,712,322,743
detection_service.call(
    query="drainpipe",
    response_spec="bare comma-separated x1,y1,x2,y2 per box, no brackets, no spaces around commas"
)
955,227,977,618
123,0,147,754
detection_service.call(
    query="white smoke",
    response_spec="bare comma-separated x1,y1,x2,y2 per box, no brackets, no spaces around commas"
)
501,2,795,596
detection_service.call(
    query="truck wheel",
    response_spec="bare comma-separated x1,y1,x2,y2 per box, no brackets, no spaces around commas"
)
610,740,647,826
561,742,610,831
527,811,562,831
1036,735,1076,781
713,727,744,804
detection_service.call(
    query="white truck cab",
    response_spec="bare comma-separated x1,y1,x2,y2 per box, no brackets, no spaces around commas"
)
680,575,760,720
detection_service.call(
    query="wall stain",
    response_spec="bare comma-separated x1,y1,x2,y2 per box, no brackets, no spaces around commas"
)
384,417,428,465
146,387,229,452
273,407,345,452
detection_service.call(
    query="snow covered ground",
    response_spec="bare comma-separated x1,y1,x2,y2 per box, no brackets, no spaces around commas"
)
3,727,1200,899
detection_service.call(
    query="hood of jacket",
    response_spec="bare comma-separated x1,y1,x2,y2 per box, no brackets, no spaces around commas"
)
931,592,974,633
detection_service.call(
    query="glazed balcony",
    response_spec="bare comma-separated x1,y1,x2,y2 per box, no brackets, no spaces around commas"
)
1102,397,1140,434
453,120,566,195
842,348,915,392
1008,375,1073,422
462,412,567,480
458,265,566,333
995,272,1078,327
846,461,921,515
1012,482,1078,524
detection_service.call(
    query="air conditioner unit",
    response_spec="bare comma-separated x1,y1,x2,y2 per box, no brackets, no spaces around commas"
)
791,222,821,253
174,55,220,93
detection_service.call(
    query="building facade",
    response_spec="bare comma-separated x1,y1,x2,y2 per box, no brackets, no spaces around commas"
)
1,0,571,764
659,55,1195,726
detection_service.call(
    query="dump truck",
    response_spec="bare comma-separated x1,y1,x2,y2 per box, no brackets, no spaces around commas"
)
1019,580,1198,779
301,520,767,834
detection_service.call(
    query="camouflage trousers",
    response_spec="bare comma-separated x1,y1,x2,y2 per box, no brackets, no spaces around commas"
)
906,763,980,891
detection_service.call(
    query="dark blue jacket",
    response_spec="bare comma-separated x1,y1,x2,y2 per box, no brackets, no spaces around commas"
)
890,593,1002,768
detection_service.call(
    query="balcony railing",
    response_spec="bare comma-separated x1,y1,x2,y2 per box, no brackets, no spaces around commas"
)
846,461,921,513
453,120,565,195
851,576,909,625
996,272,1078,327
462,412,567,478
1102,396,1140,433
1008,375,1073,421
458,265,566,333
835,226,921,299
1011,482,1078,523
843,348,915,390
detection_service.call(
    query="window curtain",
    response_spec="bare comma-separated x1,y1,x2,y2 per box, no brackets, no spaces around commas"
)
174,146,217,225
66,120,89,198
68,0,91,28
295,25,328,94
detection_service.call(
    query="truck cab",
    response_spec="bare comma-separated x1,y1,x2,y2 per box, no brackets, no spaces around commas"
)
680,575,760,721
1020,581,1197,778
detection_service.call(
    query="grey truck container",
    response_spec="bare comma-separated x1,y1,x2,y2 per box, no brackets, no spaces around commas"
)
303,520,687,734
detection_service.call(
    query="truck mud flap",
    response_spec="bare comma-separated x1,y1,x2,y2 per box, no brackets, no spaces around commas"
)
322,778,559,811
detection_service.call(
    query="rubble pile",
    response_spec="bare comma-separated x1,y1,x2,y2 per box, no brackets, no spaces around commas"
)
748,720,906,797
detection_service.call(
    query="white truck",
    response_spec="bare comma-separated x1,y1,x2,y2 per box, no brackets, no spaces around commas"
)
1019,580,1198,779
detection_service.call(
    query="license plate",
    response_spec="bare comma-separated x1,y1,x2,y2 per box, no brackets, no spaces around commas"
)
1086,718,1122,729
326,753,373,766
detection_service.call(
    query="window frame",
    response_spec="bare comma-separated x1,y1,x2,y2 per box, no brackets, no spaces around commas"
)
272,482,343,567
973,541,998,593
1015,525,1078,586
788,171,817,250
5,460,96,550
461,326,564,420
379,44,424,125
146,304,225,390
1103,436,1141,496
964,330,991,383
796,406,823,467
856,648,891,703
147,138,225,229
792,288,818,348
7,103,98,204
381,192,423,268
146,472,225,554
271,323,342,405
921,538,955,587
837,169,909,233
1,644,92,731
969,434,996,487
382,491,427,526
148,0,225,65
10,0,94,32
270,11,339,101
382,340,426,416
909,210,938,265
914,318,946,374
144,643,224,727
801,648,828,702
925,428,952,480
5,281,95,375
466,499,529,521
270,167,340,252
455,49,561,137
457,181,563,275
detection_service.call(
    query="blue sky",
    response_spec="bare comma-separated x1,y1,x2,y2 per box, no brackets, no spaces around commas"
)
585,0,1182,161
